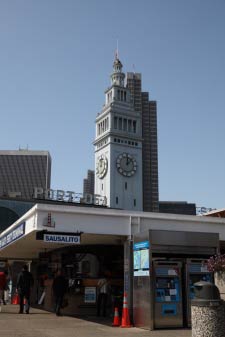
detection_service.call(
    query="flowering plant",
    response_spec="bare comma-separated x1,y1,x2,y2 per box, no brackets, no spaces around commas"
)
207,254,225,273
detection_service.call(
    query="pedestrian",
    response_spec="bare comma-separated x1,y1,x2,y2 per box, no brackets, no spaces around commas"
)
52,269,68,316
0,271,7,307
3,270,10,305
97,273,110,317
16,265,34,314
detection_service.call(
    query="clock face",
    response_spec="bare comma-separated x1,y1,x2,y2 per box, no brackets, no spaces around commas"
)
96,154,108,179
116,153,137,177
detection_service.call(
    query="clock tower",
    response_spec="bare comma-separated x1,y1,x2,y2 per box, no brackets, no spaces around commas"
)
94,56,143,211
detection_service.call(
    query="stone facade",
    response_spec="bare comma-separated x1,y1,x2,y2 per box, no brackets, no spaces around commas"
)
192,302,225,337
214,272,225,301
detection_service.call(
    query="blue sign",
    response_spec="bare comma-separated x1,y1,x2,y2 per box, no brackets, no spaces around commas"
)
84,287,96,303
133,241,149,250
133,241,150,276
0,222,25,249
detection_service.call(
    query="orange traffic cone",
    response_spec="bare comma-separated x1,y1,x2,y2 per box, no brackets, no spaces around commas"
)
112,307,120,327
120,292,132,328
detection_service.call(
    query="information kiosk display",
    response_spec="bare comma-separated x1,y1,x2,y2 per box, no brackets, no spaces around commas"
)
186,259,212,326
153,261,183,328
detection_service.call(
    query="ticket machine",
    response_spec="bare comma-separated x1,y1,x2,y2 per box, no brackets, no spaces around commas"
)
153,261,183,328
186,258,212,326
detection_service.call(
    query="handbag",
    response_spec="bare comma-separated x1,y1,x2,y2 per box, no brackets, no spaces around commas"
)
11,293,20,305
38,291,46,305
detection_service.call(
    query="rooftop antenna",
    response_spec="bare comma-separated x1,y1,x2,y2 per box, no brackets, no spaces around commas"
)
132,63,136,74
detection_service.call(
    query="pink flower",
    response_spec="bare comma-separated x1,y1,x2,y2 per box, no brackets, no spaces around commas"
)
206,254,225,272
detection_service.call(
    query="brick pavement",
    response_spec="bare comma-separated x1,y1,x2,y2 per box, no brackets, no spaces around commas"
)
0,304,191,337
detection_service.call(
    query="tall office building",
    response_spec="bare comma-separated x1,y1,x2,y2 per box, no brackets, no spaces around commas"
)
126,73,159,212
83,170,95,195
0,150,51,200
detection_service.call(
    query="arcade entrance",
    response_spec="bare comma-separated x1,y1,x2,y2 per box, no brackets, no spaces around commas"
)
34,244,124,317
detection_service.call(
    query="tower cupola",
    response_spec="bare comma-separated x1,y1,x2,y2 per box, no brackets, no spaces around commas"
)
111,54,125,87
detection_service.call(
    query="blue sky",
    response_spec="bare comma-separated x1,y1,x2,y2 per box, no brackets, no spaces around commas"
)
0,0,224,210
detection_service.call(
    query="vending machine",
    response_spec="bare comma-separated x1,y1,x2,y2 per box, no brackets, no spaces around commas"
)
153,261,183,329
186,258,213,327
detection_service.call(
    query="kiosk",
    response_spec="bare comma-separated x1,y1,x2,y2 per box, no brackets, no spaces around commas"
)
153,261,183,328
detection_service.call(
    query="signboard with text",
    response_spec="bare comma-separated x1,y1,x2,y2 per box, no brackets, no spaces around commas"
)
33,187,107,206
36,231,81,245
84,287,96,303
133,241,150,276
0,222,25,249
43,233,80,244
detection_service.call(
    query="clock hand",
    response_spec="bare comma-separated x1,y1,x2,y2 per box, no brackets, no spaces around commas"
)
126,157,131,166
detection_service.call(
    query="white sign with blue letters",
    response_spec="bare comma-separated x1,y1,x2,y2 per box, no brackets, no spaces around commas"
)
0,222,25,249
43,233,80,244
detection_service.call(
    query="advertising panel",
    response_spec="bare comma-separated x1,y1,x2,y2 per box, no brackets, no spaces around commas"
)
133,241,150,276
84,287,96,303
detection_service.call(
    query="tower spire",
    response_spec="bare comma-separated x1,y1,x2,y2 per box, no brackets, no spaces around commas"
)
116,39,119,59
111,44,125,87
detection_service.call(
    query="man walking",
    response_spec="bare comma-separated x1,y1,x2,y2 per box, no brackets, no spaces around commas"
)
16,265,34,314
52,269,68,316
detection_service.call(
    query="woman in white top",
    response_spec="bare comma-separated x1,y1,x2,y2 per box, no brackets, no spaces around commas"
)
97,277,108,317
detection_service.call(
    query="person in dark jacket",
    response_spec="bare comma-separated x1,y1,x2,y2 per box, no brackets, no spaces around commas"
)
0,271,7,306
52,269,68,316
16,265,34,314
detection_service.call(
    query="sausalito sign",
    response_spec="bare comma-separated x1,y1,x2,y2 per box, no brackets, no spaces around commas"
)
36,231,81,245
43,233,80,244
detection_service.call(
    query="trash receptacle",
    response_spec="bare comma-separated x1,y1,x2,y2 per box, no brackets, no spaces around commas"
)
191,281,225,337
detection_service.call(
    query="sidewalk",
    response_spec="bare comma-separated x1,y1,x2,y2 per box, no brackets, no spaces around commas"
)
0,304,191,337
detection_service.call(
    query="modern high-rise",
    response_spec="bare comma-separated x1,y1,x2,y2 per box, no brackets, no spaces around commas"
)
0,150,51,200
94,56,159,211
126,73,159,212
83,170,95,195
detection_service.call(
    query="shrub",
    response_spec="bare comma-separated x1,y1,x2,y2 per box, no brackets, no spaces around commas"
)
207,254,225,273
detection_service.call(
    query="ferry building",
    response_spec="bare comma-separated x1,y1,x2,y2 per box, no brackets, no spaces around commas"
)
0,56,224,330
